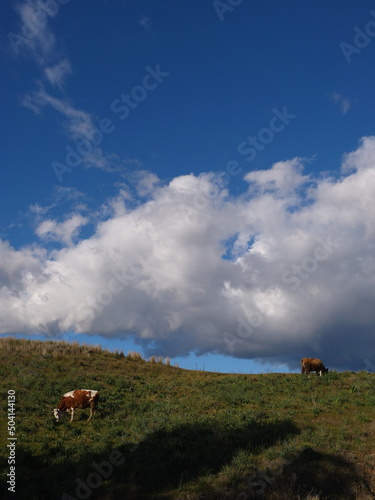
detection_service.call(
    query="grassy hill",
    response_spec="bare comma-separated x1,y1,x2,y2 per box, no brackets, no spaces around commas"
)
1,337,374,500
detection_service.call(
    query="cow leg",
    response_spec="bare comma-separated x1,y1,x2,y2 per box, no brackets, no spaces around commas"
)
70,409,74,422
87,402,95,421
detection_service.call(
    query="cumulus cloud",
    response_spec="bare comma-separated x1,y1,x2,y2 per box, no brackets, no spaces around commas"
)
36,214,88,246
1,138,375,370
133,171,160,197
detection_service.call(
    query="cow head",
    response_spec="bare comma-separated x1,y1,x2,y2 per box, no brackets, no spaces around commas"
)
53,408,63,422
317,367,329,375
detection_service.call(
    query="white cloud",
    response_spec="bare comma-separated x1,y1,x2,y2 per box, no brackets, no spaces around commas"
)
14,0,56,63
44,59,72,88
139,17,152,31
134,171,160,197
21,89,94,137
21,88,120,171
244,158,309,196
1,138,375,370
36,214,88,246
330,91,352,115
14,1,122,174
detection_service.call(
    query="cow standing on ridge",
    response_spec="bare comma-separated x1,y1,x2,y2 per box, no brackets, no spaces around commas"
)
53,390,99,422
301,358,329,377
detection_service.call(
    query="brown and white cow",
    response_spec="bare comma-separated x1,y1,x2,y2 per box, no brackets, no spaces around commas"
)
301,357,329,377
53,390,99,422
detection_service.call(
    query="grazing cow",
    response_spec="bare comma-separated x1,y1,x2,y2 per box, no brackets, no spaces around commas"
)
53,390,99,422
301,357,329,377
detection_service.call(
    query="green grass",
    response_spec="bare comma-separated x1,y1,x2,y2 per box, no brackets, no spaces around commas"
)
0,337,374,500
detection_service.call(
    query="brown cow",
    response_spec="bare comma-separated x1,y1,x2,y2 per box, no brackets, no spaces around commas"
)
301,357,329,377
53,390,99,422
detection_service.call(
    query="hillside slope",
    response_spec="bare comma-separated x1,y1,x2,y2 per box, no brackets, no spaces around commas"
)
1,337,374,500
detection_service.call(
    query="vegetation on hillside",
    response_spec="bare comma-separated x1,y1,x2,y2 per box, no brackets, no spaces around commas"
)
0,337,374,500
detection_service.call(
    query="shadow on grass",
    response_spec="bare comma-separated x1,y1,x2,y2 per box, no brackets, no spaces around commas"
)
131,418,299,497
1,417,298,500
236,447,375,500
3,421,373,500
271,447,374,500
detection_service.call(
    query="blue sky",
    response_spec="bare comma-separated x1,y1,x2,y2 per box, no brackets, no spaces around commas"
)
1,0,375,373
